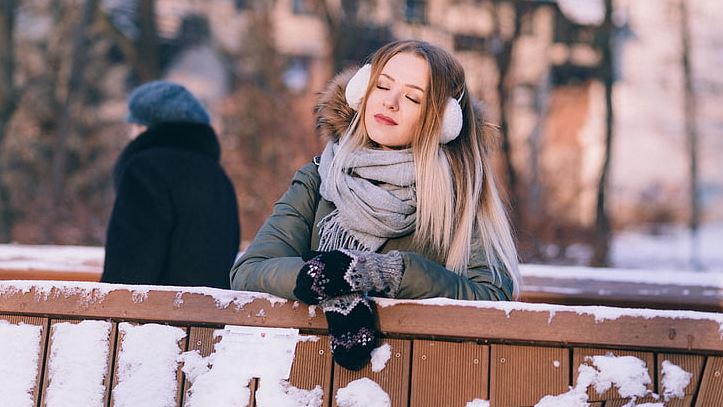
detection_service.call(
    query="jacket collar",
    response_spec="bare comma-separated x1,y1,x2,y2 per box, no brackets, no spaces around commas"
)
113,122,221,189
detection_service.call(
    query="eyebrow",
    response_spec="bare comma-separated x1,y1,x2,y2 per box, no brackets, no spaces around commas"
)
380,73,425,92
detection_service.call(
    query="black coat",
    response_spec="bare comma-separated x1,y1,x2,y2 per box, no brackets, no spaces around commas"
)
102,122,240,289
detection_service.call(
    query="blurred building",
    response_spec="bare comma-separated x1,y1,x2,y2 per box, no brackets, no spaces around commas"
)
111,0,723,228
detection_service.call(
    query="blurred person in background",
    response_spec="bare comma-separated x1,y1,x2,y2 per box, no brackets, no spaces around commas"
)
231,40,520,370
102,81,240,289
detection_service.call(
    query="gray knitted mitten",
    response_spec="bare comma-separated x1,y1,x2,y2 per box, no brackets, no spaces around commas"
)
294,250,404,305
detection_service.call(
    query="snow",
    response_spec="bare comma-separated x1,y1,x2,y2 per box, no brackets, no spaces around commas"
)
0,244,103,273
535,355,691,406
534,354,651,406
661,360,692,401
45,320,111,407
521,264,723,288
0,280,287,310
611,223,723,273
112,323,187,407
556,0,605,26
180,326,321,407
335,378,390,407
370,343,392,373
585,354,651,398
0,321,42,407
465,399,490,407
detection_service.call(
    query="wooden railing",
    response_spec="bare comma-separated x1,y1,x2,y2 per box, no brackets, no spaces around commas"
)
1,244,720,312
0,281,722,406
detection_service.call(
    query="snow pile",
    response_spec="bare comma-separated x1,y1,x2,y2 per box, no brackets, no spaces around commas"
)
45,320,112,406
535,355,691,406
465,399,490,407
370,343,391,373
112,323,187,407
335,378,390,407
661,360,692,401
582,355,651,399
180,326,321,407
0,321,42,407
0,243,103,273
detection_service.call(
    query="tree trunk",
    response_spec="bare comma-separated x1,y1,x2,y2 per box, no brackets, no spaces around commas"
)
680,0,701,270
494,1,524,227
0,0,18,241
137,0,160,80
49,0,98,214
592,0,615,266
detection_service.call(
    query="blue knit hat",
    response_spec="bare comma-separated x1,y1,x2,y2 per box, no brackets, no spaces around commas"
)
127,80,210,126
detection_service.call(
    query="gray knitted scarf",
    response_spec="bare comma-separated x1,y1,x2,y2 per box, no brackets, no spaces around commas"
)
317,142,417,252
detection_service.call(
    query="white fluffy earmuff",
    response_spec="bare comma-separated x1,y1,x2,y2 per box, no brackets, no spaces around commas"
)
344,64,464,144
344,64,372,111
440,93,463,144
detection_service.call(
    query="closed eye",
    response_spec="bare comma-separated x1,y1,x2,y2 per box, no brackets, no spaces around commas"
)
376,85,390,90
405,95,420,104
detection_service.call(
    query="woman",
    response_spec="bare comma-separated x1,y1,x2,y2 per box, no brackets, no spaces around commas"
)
231,40,520,370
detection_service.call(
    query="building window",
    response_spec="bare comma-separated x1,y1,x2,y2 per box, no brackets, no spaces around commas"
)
405,0,427,24
282,56,311,93
293,0,315,15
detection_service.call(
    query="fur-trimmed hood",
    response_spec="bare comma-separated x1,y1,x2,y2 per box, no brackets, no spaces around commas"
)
314,67,359,143
313,67,492,146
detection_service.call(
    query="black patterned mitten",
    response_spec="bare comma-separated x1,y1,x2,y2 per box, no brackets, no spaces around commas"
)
293,249,404,305
321,293,378,371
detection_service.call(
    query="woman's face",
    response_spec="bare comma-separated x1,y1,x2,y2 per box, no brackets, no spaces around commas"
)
363,52,429,150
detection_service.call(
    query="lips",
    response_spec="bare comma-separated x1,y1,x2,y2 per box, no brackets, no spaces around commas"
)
374,114,397,125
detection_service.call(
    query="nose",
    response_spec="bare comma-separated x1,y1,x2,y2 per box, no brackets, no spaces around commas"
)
382,92,399,111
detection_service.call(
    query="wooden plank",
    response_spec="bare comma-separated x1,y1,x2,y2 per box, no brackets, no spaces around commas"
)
409,340,488,407
573,347,654,402
0,314,48,406
288,334,332,406
657,353,704,396
332,338,410,407
181,327,258,406
603,396,662,406
3,286,722,353
109,323,188,407
39,319,115,407
182,327,221,406
489,344,569,407
665,395,694,407
695,356,723,407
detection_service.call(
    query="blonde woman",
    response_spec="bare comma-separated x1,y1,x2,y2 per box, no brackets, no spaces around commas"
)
231,40,520,370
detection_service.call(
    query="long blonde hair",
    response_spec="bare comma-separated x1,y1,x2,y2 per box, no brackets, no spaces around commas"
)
331,40,521,296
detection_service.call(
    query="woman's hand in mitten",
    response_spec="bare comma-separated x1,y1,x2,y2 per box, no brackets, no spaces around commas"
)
293,249,404,305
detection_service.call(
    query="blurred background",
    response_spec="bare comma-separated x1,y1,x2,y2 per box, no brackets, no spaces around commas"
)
0,0,721,273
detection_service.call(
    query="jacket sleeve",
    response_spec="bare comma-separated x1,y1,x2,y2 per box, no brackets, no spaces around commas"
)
102,159,172,284
395,252,513,301
229,163,320,300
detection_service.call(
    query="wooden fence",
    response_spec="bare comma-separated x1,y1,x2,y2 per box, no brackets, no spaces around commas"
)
0,281,721,406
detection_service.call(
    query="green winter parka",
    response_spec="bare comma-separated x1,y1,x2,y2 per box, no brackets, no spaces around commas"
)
230,161,513,301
